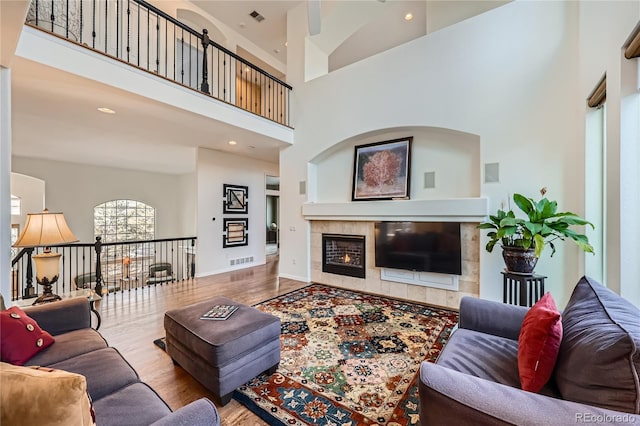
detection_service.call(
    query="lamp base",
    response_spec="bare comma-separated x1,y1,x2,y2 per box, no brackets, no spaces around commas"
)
32,293,62,305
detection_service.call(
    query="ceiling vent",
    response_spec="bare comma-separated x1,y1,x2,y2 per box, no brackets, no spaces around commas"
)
249,11,265,22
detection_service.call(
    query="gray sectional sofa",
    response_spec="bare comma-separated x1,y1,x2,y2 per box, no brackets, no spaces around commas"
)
24,297,220,426
419,276,640,425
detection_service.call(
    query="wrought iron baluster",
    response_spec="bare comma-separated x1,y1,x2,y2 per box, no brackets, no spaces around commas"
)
50,0,54,33
126,0,130,62
137,2,140,66
200,29,209,93
103,0,107,52
269,80,272,120
116,0,119,58
79,0,82,43
146,7,150,70
254,70,258,113
24,248,35,298
65,0,69,38
155,16,159,73
94,237,103,296
173,23,176,80
195,34,199,89
92,0,96,48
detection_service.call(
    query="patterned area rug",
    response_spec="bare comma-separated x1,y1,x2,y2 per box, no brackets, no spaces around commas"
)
233,283,459,425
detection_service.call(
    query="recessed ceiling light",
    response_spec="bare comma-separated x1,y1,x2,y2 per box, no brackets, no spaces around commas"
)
97,107,116,114
404,13,413,21
239,22,246,28
249,145,256,149
285,41,288,47
273,48,280,54
228,140,237,145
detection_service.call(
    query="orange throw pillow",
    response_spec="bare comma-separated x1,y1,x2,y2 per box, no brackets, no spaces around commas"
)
0,306,55,365
517,292,563,392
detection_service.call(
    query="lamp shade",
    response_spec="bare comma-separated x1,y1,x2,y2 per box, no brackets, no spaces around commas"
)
13,209,78,248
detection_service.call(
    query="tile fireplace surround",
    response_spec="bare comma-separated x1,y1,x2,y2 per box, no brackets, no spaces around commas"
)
310,221,479,310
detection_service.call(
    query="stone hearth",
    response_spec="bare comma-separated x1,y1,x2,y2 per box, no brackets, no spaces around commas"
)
310,221,479,309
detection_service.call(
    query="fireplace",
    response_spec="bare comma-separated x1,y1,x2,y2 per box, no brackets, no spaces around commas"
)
322,234,366,278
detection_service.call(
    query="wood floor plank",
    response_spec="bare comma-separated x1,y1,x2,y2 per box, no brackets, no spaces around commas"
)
96,256,307,426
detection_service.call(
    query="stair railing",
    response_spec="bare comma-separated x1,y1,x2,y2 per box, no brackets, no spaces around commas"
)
10,236,197,302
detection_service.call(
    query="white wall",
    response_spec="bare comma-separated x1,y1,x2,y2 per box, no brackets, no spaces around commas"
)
11,157,189,243
10,172,45,229
282,1,640,307
196,148,277,277
178,171,197,236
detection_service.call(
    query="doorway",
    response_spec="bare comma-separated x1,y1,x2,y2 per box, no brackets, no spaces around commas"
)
266,175,279,256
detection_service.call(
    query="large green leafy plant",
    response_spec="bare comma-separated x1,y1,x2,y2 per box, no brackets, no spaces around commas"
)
478,190,595,257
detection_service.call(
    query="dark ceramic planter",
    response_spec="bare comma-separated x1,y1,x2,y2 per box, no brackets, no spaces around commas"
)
502,247,538,274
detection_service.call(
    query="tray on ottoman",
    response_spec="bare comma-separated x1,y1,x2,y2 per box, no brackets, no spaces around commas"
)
164,296,281,405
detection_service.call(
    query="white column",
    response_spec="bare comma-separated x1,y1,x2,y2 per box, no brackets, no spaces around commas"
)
0,66,12,300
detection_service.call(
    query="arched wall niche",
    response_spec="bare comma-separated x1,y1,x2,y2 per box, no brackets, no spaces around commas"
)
176,8,226,46
309,126,481,204
10,172,45,232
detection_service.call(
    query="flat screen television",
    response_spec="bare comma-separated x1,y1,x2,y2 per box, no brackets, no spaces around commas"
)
375,221,462,275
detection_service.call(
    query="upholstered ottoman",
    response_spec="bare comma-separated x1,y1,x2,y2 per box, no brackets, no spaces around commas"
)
164,296,281,405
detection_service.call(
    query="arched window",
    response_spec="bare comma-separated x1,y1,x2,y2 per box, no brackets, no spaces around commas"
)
94,200,156,279
94,200,155,243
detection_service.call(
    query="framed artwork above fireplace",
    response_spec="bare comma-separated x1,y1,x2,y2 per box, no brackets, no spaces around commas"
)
352,137,412,201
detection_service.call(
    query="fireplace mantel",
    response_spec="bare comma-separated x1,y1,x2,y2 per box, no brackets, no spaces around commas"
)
302,198,488,222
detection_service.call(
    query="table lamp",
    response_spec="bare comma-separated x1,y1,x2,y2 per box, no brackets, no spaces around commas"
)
13,209,79,304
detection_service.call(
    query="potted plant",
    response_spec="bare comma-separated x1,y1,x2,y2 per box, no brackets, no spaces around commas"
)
478,188,594,274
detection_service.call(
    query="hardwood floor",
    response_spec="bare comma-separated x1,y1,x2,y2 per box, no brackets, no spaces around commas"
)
96,255,307,426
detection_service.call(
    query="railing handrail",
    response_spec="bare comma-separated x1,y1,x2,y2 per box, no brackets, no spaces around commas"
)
10,236,197,269
59,236,197,248
133,0,200,38
11,248,31,267
132,0,292,90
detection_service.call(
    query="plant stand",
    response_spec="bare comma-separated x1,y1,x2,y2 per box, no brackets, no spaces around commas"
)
501,272,546,307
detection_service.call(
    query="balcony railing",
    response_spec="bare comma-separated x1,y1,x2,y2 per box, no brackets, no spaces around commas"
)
10,236,196,302
25,0,292,127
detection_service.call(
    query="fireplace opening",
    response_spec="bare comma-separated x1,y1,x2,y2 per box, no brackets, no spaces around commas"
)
322,234,365,279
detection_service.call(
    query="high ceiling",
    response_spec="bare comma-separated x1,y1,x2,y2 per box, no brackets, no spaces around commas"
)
10,0,509,175
190,0,298,65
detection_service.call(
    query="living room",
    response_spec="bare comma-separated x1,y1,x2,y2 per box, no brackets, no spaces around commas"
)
1,0,639,425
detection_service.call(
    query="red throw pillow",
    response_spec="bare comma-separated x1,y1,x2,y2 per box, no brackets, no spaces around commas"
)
517,292,563,392
0,306,55,365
